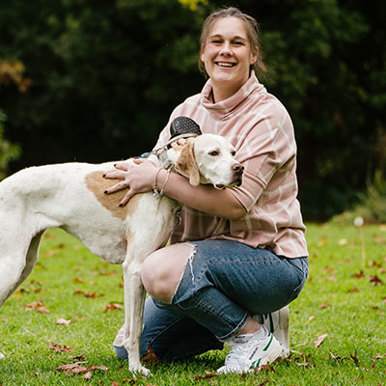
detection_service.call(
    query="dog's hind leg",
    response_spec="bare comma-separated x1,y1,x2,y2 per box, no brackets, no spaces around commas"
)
0,231,44,360
0,231,44,307
122,258,149,376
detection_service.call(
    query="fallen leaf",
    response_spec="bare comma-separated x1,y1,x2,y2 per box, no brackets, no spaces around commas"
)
69,354,84,360
350,349,359,366
25,301,50,314
375,353,386,359
372,235,386,244
0,318,8,322
258,363,275,373
56,318,71,326
87,365,109,371
49,343,74,352
327,275,337,281
194,371,221,380
74,290,104,298
338,238,348,246
318,236,327,246
73,277,84,283
98,270,118,276
56,361,88,371
314,333,328,348
319,302,330,309
308,315,315,321
369,275,383,286
103,303,123,312
329,351,347,362
71,366,89,374
82,372,93,379
351,270,365,279
43,249,57,258
296,361,313,367
142,345,161,365
348,286,361,293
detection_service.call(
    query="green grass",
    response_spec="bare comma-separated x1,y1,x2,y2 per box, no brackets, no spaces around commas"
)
0,224,385,385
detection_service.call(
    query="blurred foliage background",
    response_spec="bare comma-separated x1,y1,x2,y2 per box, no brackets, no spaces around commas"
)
0,0,384,221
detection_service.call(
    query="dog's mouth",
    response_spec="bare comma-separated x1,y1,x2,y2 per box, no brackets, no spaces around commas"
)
214,178,242,190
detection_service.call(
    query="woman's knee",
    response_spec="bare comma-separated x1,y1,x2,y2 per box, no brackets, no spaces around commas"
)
140,243,193,303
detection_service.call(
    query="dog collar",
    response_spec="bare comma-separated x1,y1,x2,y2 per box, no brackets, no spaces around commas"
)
151,133,198,171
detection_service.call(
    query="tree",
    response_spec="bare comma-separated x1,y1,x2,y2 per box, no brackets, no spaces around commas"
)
0,0,384,220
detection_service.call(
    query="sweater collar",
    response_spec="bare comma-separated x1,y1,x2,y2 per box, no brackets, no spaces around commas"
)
200,72,265,116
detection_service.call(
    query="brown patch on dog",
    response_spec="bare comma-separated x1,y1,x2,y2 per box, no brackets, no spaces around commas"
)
174,141,200,186
85,171,139,220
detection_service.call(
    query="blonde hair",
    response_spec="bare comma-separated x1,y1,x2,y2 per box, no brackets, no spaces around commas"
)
198,7,266,76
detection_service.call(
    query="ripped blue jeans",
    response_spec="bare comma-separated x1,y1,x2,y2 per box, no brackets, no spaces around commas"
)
114,239,308,361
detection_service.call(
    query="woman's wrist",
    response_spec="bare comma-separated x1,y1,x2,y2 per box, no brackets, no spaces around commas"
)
152,168,171,198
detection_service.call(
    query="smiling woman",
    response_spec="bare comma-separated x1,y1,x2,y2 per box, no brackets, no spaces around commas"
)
200,17,257,102
107,6,308,375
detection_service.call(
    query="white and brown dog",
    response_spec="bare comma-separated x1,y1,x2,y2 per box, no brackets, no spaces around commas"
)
0,133,243,375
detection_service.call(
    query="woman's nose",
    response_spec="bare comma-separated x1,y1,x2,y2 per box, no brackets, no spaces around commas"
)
220,42,232,55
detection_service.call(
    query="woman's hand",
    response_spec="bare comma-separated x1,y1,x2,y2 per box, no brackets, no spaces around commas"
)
103,158,158,207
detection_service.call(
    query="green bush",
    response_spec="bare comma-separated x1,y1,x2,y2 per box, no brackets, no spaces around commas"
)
333,170,386,224
0,110,21,180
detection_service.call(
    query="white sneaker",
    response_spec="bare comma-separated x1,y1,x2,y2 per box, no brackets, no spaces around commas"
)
217,325,282,374
253,306,290,358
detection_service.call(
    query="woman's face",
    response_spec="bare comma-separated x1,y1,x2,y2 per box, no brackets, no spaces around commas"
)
201,16,258,101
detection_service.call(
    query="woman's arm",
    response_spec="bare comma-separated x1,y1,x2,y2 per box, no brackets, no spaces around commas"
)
103,159,247,221
158,168,246,220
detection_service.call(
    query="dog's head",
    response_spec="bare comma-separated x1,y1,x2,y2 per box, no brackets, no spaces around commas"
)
174,134,243,189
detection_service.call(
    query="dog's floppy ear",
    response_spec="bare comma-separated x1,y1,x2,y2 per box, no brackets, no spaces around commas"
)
174,140,200,186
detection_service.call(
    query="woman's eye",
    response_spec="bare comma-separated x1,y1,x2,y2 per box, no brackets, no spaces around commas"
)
209,150,219,156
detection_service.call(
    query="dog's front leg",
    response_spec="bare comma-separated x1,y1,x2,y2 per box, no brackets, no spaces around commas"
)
122,259,149,376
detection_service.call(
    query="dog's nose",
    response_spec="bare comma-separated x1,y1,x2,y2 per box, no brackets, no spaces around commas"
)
232,163,244,176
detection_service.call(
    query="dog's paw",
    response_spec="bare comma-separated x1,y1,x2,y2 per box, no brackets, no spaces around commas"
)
129,364,151,377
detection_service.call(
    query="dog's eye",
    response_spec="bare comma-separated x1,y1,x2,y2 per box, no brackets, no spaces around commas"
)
208,150,219,156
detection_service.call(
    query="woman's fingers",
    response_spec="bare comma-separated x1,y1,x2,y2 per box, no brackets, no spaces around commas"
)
103,170,126,180
104,181,129,194
119,190,136,207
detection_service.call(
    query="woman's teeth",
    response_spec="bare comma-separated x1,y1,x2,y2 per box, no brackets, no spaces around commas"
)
217,62,235,67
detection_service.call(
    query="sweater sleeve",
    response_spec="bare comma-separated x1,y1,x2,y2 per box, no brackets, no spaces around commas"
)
229,102,297,212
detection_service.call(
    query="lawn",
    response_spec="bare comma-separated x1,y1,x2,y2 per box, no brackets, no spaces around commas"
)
0,223,385,385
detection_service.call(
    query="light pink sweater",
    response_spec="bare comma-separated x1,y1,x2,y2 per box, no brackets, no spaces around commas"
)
155,73,308,258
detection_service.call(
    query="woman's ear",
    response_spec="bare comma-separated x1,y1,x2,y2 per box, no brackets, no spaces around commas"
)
250,46,259,66
174,140,200,186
